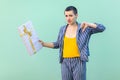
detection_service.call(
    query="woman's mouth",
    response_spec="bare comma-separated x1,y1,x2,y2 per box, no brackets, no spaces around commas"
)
68,20,71,23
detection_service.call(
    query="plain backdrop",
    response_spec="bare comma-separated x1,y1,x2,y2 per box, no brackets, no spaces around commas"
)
0,0,120,80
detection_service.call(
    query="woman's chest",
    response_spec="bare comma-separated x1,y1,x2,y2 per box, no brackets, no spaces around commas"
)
65,27,77,38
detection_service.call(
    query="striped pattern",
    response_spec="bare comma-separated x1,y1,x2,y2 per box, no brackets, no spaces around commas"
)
61,57,86,80
53,22,105,63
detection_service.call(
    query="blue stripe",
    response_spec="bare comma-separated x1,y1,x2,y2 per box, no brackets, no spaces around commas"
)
61,57,86,80
53,22,105,63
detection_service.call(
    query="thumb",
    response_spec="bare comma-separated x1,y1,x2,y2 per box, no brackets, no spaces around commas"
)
82,24,87,32
81,22,85,29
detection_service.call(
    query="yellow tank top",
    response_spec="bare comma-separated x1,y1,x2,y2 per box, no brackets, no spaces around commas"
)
63,36,80,58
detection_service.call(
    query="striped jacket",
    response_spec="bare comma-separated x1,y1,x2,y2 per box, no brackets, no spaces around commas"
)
53,23,105,63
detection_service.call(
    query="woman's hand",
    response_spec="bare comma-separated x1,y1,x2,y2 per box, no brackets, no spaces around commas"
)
39,40,44,46
81,22,97,32
38,40,54,48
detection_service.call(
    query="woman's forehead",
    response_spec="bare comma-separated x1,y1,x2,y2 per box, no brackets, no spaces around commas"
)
65,10,74,15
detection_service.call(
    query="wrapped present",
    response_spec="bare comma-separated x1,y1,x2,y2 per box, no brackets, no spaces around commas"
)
18,21,42,55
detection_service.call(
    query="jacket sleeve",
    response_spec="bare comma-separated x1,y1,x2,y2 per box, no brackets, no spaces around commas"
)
52,27,62,49
90,23,106,34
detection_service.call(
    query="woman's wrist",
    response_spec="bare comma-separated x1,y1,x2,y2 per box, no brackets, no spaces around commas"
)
88,23,97,28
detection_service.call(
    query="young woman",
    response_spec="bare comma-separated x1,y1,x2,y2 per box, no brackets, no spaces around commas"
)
39,6,105,80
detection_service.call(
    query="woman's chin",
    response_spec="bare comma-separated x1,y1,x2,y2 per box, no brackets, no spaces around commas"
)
67,22,72,25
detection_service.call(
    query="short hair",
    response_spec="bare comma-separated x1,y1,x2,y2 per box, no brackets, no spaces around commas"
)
65,6,78,15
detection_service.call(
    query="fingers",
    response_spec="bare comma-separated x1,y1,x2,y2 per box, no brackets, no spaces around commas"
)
81,22,85,29
39,40,42,42
81,22,88,32
39,40,44,45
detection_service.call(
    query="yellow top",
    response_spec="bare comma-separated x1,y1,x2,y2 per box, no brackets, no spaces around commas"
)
63,36,80,58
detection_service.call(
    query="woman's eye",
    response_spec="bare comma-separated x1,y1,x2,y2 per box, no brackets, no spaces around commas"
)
69,15,73,17
65,15,68,17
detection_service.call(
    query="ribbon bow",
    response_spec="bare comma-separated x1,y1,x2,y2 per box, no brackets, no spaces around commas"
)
20,25,36,53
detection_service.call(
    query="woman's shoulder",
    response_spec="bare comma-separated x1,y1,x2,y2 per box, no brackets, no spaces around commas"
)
59,24,67,30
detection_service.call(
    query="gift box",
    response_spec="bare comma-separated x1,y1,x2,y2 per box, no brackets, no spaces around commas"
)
18,21,42,55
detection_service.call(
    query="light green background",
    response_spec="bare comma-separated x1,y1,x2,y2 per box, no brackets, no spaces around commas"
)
0,0,120,80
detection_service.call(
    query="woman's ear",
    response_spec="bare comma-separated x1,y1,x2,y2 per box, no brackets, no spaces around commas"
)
75,14,78,18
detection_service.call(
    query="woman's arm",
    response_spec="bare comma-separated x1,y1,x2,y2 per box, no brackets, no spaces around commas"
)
39,26,63,49
81,22,105,33
39,40,54,48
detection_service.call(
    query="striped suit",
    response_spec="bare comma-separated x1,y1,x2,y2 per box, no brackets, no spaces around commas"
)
53,22,105,80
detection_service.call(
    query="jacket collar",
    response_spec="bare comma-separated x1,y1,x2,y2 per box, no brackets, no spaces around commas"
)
61,22,81,38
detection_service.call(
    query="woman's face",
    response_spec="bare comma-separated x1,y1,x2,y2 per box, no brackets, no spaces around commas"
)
65,10,78,25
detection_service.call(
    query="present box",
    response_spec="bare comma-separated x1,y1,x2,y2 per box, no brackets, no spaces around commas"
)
18,21,42,55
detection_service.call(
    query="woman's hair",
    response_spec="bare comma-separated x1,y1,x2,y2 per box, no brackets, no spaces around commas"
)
65,6,78,15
